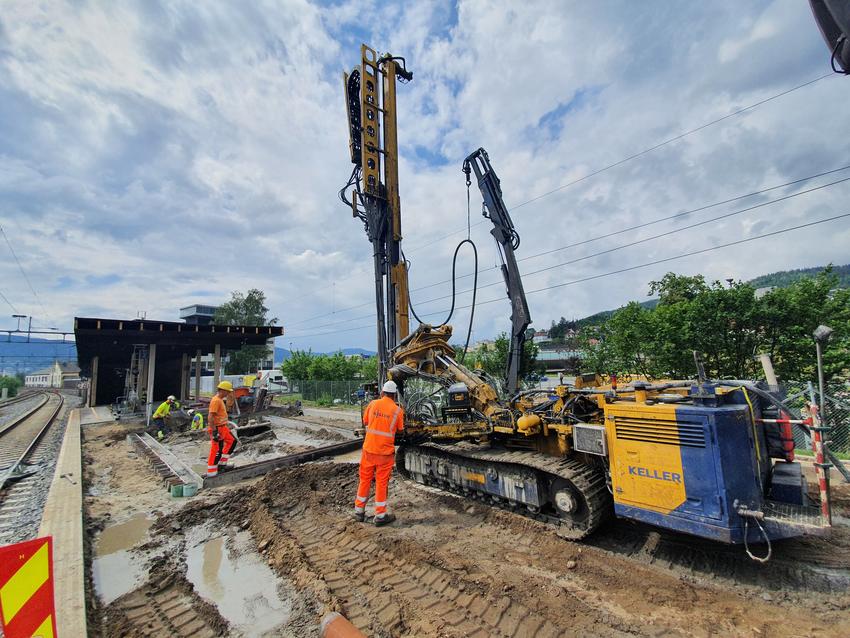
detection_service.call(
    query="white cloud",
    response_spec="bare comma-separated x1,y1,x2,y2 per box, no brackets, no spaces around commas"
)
0,0,848,357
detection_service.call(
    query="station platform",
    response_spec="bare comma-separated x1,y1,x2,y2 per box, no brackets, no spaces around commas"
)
79,404,115,426
38,407,87,637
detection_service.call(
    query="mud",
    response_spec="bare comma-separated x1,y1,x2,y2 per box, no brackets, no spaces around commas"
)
83,414,850,637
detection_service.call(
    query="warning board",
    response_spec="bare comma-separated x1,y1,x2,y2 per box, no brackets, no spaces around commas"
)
0,537,57,638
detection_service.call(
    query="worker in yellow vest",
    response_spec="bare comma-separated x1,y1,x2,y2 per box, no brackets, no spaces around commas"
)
151,395,176,440
188,409,204,431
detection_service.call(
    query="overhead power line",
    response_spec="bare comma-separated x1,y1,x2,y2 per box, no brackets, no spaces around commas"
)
287,72,835,309
286,168,850,331
0,225,53,325
0,289,18,314
408,175,850,308
286,211,850,341
403,72,835,253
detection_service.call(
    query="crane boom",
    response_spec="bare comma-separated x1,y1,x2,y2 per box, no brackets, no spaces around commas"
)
463,148,531,395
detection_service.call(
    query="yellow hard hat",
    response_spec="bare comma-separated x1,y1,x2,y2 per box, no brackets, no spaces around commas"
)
217,381,234,392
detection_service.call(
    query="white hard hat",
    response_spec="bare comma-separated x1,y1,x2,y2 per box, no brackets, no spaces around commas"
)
187,409,195,416
382,380,398,394
167,395,176,401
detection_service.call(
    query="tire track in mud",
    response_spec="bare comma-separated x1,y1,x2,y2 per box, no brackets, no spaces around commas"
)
285,514,589,638
105,577,225,637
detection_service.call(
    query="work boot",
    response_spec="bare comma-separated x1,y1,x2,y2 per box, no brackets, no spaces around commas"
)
353,511,365,523
374,513,396,527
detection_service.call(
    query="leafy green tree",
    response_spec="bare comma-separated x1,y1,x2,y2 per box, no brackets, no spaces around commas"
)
579,270,850,382
358,356,379,383
0,375,22,397
213,289,278,374
281,349,313,381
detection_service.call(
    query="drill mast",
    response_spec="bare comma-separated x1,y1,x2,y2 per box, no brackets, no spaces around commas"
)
343,45,412,381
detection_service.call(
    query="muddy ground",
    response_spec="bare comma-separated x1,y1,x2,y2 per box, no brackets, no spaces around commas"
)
82,415,850,637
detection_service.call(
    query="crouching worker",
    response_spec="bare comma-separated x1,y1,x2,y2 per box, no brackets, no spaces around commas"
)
188,409,204,431
206,381,237,478
353,380,404,526
151,395,176,440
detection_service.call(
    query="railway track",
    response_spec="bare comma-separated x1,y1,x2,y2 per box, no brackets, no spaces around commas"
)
0,391,66,543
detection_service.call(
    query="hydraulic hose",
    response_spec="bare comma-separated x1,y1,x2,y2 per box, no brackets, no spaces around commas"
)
407,238,479,362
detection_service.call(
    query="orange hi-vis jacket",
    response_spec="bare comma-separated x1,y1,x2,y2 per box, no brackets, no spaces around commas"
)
208,394,229,432
362,395,404,455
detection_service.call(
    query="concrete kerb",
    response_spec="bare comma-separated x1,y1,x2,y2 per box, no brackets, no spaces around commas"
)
38,407,87,637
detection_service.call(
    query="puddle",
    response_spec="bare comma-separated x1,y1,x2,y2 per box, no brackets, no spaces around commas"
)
93,550,147,605
334,449,362,464
186,528,291,634
92,514,153,605
95,513,153,556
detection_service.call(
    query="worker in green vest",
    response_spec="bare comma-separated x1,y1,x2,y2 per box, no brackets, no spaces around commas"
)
188,409,204,431
151,395,175,440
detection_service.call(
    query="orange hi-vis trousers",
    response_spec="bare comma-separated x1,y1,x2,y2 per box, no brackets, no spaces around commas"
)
207,425,236,477
354,451,394,517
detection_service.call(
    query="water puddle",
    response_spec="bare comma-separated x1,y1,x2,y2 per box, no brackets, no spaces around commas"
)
95,513,152,556
186,528,291,634
92,513,153,604
334,449,362,464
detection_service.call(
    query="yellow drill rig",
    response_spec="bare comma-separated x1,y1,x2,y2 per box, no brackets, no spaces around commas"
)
340,44,833,555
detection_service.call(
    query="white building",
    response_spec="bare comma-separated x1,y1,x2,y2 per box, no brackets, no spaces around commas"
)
25,361,81,388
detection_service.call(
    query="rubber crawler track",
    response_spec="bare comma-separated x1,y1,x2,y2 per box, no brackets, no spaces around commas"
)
398,443,612,539
287,515,568,637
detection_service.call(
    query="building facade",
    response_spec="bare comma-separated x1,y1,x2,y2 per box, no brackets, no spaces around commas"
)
24,360,81,388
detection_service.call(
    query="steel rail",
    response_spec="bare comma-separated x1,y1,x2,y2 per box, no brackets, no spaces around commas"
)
0,392,50,437
0,390,43,410
0,392,64,491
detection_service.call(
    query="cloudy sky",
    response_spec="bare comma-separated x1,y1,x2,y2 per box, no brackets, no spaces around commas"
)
1,0,848,354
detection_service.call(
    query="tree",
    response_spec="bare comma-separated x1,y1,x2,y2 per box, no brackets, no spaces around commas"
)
213,289,278,374
281,349,313,381
0,375,22,397
579,270,850,382
358,356,379,384
547,317,577,342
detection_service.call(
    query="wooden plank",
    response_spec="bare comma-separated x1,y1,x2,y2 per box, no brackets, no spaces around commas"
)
38,408,87,638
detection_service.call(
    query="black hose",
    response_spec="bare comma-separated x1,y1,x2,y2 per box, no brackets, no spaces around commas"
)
407,238,479,361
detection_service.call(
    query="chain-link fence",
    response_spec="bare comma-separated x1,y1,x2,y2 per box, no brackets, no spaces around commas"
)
287,380,365,406
783,380,850,454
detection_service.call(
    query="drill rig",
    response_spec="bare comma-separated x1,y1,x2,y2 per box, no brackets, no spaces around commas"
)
341,44,833,553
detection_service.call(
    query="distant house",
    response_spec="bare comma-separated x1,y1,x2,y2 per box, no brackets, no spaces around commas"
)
532,330,549,344
25,360,81,389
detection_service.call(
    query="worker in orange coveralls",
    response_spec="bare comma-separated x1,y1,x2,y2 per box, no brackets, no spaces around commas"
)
353,380,404,526
206,380,237,477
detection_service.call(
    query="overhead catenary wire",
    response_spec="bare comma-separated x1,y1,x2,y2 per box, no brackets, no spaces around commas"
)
286,171,850,332
287,71,836,315
0,225,53,325
285,211,850,341
407,175,850,308
403,72,835,254
0,289,18,314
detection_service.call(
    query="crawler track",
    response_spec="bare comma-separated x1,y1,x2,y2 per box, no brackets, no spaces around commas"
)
398,443,612,539
0,392,65,542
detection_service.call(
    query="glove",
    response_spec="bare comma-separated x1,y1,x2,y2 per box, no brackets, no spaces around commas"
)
212,430,221,442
